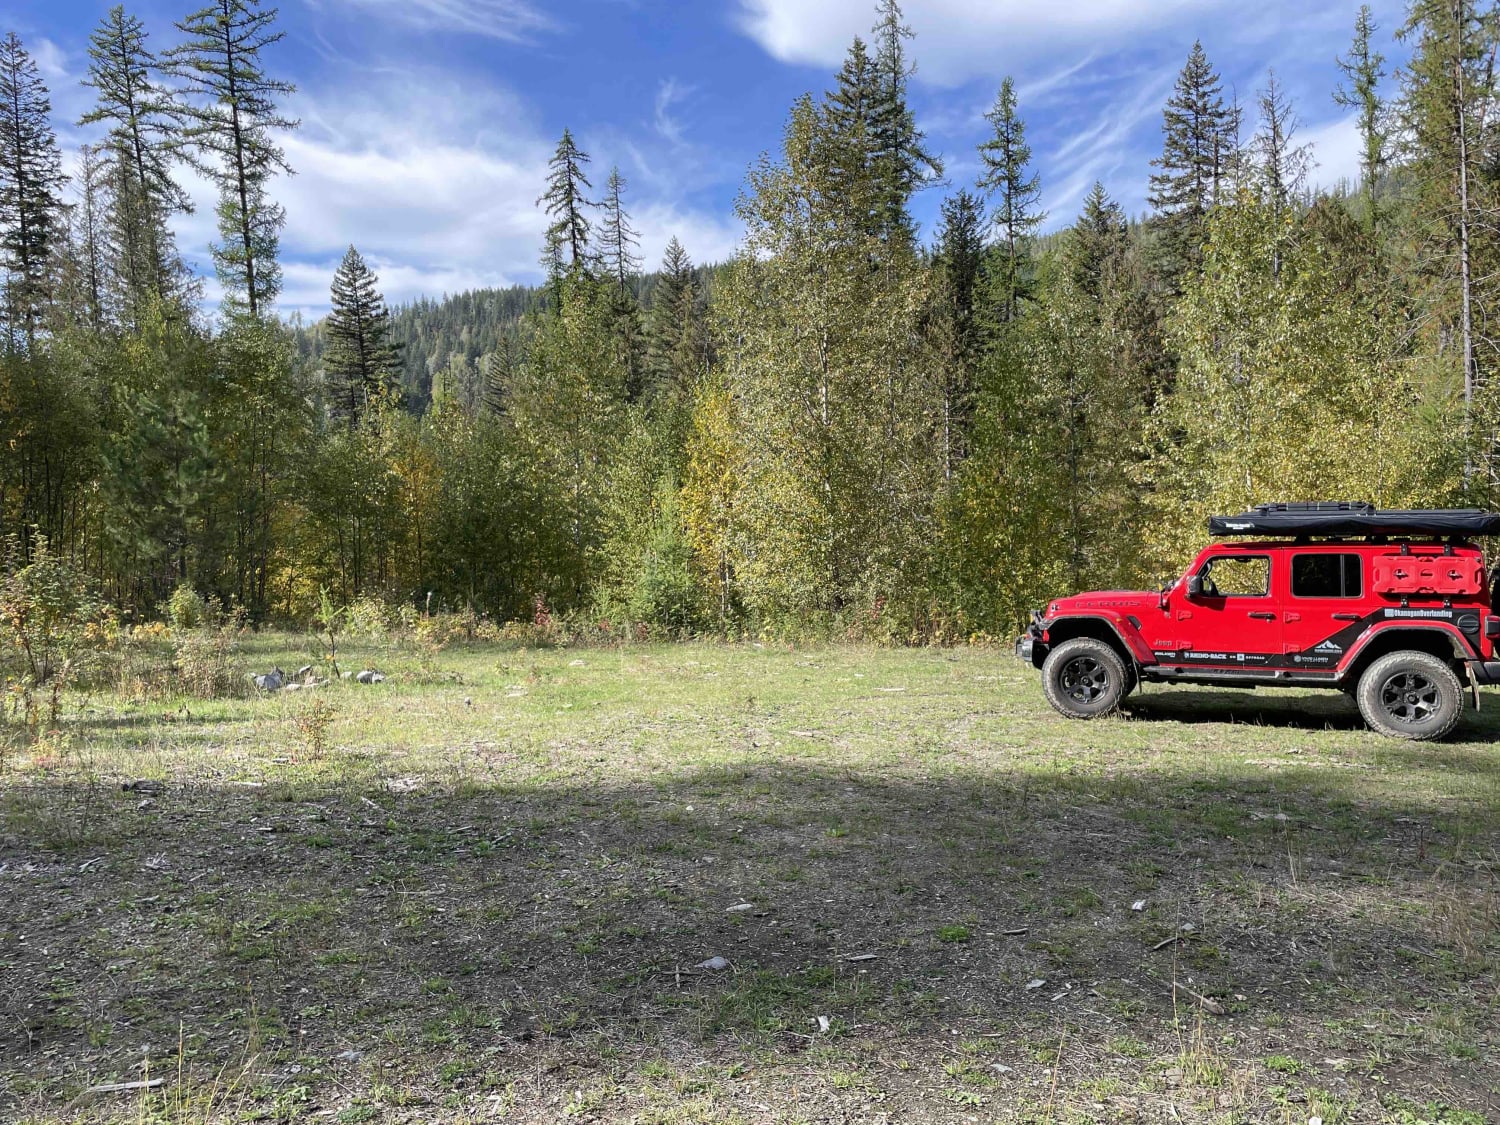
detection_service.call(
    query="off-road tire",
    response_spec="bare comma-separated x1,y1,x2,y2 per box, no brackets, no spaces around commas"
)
1041,638,1129,720
1355,650,1464,741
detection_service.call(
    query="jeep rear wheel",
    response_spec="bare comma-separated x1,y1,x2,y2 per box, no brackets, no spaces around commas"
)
1041,638,1129,720
1355,651,1463,741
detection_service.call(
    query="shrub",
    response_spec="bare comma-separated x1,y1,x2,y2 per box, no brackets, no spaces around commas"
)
166,583,207,631
0,537,107,687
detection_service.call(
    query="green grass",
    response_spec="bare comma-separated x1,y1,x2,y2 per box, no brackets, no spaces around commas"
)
1,637,1496,1123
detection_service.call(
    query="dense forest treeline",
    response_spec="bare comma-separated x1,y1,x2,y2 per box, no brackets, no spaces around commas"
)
1,0,1497,642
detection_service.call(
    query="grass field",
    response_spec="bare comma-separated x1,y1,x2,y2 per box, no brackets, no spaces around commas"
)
1,637,1496,1124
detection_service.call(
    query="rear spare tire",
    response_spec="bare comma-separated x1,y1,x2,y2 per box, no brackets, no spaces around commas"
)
1042,638,1129,719
1355,650,1463,741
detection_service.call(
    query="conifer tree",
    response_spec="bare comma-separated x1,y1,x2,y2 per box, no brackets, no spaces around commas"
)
166,0,296,318
868,0,941,241
68,144,114,331
0,32,66,347
977,77,1043,323
1064,182,1129,303
645,236,707,405
1397,0,1497,412
599,167,640,302
325,245,401,427
1253,72,1312,221
931,190,984,477
1148,41,1233,283
825,36,881,235
598,166,644,396
81,5,192,317
1334,4,1388,231
539,129,594,280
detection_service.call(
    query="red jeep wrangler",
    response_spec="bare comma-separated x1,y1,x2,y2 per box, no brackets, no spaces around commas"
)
1016,503,1500,740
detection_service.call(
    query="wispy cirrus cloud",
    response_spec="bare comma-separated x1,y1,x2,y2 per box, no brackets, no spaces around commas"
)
308,0,556,43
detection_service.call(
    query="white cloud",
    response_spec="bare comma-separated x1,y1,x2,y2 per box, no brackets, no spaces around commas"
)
654,78,692,146
736,0,1209,86
157,67,741,319
1303,113,1361,192
308,0,555,42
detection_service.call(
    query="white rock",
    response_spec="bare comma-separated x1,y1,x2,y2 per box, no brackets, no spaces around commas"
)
696,956,730,971
1025,978,1046,990
725,903,755,913
1131,899,1147,912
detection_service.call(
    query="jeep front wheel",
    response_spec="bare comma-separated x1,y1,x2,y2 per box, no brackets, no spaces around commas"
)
1355,651,1463,741
1041,638,1129,720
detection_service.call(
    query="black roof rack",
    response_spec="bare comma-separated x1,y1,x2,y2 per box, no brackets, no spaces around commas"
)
1208,503,1500,538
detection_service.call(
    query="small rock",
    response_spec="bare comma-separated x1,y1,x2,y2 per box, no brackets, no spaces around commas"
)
816,1015,830,1033
335,1049,363,1062
725,903,755,913
355,669,384,684
696,956,730,971
295,664,314,680
137,798,157,812
1025,978,1046,990
991,1063,1013,1075
253,668,284,691
1131,899,1147,912
283,682,303,692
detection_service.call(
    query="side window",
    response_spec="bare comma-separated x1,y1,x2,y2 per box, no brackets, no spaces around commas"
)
1199,555,1269,597
1292,553,1363,598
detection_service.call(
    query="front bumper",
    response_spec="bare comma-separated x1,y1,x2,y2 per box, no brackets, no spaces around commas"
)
1015,613,1047,666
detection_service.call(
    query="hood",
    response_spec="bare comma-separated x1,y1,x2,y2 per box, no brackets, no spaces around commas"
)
1044,590,1159,618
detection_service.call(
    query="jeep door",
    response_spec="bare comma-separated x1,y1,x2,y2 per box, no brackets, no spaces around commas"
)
1280,550,1364,671
1178,553,1281,669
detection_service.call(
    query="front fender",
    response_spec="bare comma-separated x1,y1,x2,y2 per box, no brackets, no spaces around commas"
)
1044,613,1155,667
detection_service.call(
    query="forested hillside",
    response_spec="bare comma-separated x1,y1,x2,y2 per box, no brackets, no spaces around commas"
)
0,0,1494,640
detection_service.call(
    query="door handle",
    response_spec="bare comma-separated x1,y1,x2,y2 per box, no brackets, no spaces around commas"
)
1332,613,1359,621
1249,612,1276,621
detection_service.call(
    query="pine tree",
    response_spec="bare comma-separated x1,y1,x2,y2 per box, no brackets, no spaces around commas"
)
539,128,594,280
931,189,984,477
1148,41,1234,283
325,245,401,427
0,32,66,347
868,0,941,242
977,77,1044,323
1334,4,1388,231
166,0,296,318
80,5,192,317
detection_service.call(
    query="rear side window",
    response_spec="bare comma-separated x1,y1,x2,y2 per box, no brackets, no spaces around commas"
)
1292,553,1363,598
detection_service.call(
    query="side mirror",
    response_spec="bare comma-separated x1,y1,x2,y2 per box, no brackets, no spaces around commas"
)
1186,575,1204,598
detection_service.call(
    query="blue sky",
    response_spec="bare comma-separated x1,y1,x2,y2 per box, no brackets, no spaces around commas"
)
10,0,1411,316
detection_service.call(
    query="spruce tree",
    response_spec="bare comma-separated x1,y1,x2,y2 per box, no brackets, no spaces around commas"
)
1064,182,1129,303
0,32,66,347
81,5,192,317
931,189,985,477
1148,41,1233,283
325,245,401,427
868,0,941,241
69,144,114,331
825,36,880,235
645,236,706,402
1334,4,1388,230
977,76,1044,323
539,129,594,280
166,0,296,318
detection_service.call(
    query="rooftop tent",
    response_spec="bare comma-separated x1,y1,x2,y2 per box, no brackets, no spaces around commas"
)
1207,502,1500,538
